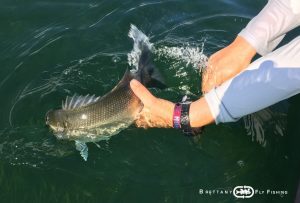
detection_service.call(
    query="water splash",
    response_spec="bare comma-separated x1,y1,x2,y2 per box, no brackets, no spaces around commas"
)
155,44,207,71
154,43,207,95
127,24,207,96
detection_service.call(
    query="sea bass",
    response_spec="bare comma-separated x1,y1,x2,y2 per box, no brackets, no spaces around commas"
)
45,25,165,160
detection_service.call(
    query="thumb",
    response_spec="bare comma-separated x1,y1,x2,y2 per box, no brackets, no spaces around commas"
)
130,79,155,104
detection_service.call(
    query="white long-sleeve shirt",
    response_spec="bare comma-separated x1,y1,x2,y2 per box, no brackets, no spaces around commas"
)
205,0,300,124
239,0,300,55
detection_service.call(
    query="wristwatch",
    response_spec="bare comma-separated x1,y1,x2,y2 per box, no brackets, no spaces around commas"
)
180,102,193,135
173,102,194,136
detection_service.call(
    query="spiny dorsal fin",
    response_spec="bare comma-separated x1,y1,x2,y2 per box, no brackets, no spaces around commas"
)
62,94,100,110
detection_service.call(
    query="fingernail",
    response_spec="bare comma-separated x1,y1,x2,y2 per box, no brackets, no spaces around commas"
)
130,79,138,87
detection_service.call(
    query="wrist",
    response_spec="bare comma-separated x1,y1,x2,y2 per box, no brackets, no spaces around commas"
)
172,102,191,129
189,98,214,128
171,100,207,135
231,36,256,61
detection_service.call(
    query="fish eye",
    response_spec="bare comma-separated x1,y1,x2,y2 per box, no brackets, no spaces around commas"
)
45,115,49,125
45,114,50,125
45,110,53,125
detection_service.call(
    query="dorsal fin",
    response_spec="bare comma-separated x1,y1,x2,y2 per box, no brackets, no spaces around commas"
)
62,94,100,110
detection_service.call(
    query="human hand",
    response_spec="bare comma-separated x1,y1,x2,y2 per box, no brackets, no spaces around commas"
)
201,36,256,93
130,79,175,128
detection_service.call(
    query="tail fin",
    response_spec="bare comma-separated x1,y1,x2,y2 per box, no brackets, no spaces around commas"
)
128,24,166,88
137,44,166,88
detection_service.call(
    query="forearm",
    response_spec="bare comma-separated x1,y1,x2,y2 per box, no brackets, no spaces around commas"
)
231,36,256,65
189,98,214,127
205,36,300,124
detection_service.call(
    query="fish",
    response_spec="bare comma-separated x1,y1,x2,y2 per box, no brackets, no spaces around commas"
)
45,25,165,161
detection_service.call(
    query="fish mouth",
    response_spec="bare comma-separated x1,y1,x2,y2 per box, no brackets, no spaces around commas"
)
45,109,52,126
48,125,64,132
45,109,66,136
48,124,63,133
48,125,66,139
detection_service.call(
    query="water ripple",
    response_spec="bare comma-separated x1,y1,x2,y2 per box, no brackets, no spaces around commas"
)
157,13,252,38
30,36,63,56
89,8,119,28
125,1,171,13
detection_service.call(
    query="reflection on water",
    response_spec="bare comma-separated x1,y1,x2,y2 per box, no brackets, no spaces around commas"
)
243,107,287,147
0,127,73,168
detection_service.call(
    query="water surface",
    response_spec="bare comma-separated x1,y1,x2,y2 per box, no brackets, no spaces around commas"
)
1,0,300,202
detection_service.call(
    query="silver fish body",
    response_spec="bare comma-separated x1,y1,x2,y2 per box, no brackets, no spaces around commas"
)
46,71,143,142
45,25,165,145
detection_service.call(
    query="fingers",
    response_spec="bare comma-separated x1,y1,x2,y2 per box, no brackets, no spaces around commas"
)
135,112,169,129
130,79,155,104
130,79,156,128
135,114,150,129
201,56,218,93
130,79,173,129
202,67,214,93
201,69,209,93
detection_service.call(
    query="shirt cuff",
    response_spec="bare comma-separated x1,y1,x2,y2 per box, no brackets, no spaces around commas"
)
204,88,240,124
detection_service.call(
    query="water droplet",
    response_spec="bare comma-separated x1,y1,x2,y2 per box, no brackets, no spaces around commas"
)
237,160,245,168
112,55,121,63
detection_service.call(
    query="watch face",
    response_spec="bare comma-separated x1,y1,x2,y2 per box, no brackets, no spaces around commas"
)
181,115,189,125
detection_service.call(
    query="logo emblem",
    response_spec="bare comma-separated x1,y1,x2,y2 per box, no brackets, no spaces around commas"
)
233,186,254,199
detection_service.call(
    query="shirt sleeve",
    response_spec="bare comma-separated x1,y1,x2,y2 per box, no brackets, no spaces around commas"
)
238,0,300,56
204,36,300,124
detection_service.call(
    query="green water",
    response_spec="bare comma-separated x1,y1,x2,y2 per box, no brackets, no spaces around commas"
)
1,0,300,202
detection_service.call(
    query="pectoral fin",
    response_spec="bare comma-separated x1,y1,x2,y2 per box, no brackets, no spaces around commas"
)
75,140,88,161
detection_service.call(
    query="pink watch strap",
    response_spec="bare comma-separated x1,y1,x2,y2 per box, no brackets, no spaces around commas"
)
173,103,182,129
